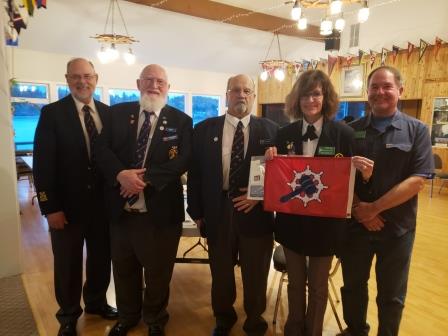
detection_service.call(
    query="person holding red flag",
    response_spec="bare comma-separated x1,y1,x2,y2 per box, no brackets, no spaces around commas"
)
265,69,373,336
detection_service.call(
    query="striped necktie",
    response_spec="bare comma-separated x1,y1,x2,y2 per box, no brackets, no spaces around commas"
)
82,105,98,161
128,110,154,205
228,121,245,198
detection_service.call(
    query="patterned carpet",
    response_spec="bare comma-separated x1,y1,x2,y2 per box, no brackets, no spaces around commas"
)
0,275,38,335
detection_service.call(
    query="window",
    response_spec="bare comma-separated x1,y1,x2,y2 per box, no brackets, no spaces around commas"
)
57,85,102,101
192,94,220,126
167,92,186,112
349,23,360,48
336,101,366,121
109,89,140,105
11,82,49,151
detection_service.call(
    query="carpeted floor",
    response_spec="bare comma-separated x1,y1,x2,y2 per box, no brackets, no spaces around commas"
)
0,275,38,335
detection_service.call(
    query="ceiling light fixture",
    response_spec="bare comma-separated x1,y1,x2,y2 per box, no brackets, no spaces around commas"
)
286,0,369,35
90,0,138,65
259,34,296,82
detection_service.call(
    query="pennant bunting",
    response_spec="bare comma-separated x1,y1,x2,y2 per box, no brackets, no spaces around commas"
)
392,45,400,63
407,42,415,62
381,48,388,65
346,55,353,68
369,50,377,69
434,37,443,59
328,54,338,76
311,59,318,69
419,39,429,62
24,0,35,16
358,50,365,65
302,60,310,71
264,157,355,219
338,56,345,66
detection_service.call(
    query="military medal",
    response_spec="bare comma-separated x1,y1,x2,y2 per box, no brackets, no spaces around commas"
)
168,146,178,159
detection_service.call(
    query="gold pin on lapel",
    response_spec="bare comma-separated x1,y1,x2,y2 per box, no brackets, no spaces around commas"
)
168,146,178,159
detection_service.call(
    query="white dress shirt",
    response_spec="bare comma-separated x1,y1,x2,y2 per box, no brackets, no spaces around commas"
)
222,113,250,190
302,116,323,157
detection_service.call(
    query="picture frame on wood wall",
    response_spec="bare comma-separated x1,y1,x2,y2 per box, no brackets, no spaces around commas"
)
431,97,448,146
340,65,365,97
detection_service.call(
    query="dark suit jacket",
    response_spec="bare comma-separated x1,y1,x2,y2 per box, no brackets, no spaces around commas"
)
274,119,355,256
33,95,109,223
95,102,192,225
187,115,278,242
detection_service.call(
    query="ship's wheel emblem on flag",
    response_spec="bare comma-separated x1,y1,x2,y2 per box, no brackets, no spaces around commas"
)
279,165,328,207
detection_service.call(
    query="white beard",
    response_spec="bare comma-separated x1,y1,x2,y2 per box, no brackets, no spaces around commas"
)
140,93,167,112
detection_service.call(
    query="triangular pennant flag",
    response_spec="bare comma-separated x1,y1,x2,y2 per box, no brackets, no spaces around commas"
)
358,50,365,65
338,56,345,66
12,13,27,33
328,54,338,76
419,39,429,62
369,50,377,69
24,0,35,16
311,59,318,69
434,37,443,59
392,45,400,63
407,42,415,62
303,60,310,71
381,48,388,66
346,55,353,68
294,62,303,74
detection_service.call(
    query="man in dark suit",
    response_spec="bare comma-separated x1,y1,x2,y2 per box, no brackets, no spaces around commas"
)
95,64,192,336
33,58,117,336
187,74,277,336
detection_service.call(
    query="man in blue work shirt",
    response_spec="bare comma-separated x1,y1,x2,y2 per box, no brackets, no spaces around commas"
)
338,66,434,336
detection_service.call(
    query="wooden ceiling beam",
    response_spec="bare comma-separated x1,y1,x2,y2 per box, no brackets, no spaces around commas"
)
125,0,321,42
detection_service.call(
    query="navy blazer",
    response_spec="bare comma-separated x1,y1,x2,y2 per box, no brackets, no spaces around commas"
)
187,115,278,242
33,95,109,222
274,119,355,256
95,102,192,225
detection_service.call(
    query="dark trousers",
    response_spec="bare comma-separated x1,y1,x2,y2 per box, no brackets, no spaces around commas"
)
110,212,181,327
340,229,415,336
208,197,273,335
283,248,333,336
50,212,111,325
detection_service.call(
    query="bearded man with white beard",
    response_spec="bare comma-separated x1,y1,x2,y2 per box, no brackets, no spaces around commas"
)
95,64,192,336
187,74,278,336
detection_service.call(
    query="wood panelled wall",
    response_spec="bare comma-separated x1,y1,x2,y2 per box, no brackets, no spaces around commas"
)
257,45,448,169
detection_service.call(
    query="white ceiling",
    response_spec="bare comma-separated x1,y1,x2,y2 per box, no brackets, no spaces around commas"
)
14,0,448,76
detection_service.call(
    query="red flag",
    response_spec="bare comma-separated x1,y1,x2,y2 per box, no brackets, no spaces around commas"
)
346,55,353,68
369,50,377,69
328,54,337,76
264,156,355,219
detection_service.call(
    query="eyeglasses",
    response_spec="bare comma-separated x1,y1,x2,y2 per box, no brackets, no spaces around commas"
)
300,91,323,101
66,74,97,81
227,88,254,97
139,77,168,87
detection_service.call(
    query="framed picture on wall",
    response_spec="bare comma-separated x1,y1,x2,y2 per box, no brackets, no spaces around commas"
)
340,65,365,97
431,97,448,146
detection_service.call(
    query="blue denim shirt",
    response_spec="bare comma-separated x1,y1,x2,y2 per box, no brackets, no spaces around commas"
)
349,110,434,237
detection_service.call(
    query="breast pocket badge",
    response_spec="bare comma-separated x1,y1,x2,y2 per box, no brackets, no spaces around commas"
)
168,146,178,159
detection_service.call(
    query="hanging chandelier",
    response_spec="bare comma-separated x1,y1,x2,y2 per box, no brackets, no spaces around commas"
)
90,0,138,65
287,0,369,35
259,34,299,82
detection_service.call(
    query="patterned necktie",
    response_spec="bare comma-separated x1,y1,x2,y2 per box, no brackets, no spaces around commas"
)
302,124,318,141
228,121,245,198
82,105,98,161
128,110,153,205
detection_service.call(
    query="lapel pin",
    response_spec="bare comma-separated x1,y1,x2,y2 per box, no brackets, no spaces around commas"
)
163,120,167,125
213,137,218,142
160,126,165,131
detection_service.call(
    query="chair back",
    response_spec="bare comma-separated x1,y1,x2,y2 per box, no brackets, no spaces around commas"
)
273,245,287,272
434,153,443,170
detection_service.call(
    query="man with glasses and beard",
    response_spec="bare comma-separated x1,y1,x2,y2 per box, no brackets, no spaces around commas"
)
187,74,277,336
95,64,192,336
33,58,117,336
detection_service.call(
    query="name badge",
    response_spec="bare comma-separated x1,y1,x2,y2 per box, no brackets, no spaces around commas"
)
165,127,177,133
318,146,335,156
354,130,366,139
163,135,178,141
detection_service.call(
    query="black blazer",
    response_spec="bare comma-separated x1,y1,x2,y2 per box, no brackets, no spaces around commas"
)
95,102,192,225
274,119,355,256
33,95,109,223
187,115,278,242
